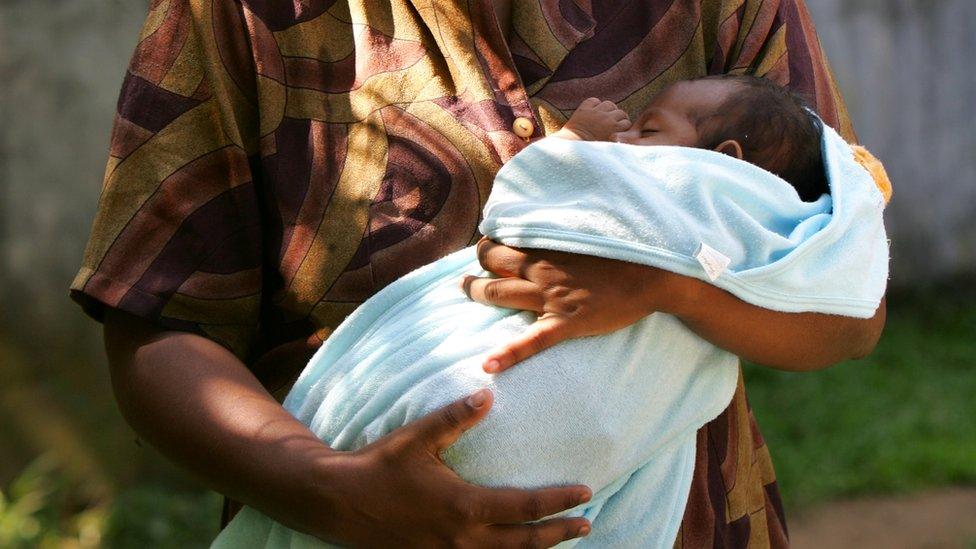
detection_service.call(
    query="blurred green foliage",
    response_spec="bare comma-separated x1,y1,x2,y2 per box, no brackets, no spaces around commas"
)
747,289,976,508
0,455,219,548
100,485,219,547
1,290,973,546
0,455,104,548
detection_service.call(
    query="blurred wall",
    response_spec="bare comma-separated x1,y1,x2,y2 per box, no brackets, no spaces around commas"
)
1,0,974,359
1,0,150,355
807,0,976,284
0,0,152,483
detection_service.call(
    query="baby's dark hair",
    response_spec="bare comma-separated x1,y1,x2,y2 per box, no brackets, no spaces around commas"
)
693,75,828,201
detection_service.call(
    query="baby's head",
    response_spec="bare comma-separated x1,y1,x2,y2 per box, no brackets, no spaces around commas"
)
613,76,827,201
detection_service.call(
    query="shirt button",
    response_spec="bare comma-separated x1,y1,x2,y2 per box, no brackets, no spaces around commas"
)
512,117,535,138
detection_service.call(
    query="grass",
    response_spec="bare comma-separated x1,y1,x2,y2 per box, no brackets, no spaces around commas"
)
745,289,976,509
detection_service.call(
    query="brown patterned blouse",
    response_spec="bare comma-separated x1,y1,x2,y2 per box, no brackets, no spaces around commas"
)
72,1,860,546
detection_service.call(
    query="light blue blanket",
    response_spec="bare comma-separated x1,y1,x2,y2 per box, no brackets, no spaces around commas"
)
213,122,888,548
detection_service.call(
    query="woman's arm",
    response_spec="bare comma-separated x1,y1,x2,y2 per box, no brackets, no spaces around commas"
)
463,239,884,373
103,308,591,546
670,278,885,371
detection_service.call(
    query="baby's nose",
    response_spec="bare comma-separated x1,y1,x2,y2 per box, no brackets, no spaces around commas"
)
611,129,639,144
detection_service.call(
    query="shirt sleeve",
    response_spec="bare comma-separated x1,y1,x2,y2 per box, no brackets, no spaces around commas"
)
707,0,859,143
70,0,263,360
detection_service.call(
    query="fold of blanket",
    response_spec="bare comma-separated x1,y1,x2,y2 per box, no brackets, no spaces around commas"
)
213,122,888,549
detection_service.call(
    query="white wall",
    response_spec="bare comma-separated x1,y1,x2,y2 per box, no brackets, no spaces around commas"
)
807,0,976,283
0,0,148,350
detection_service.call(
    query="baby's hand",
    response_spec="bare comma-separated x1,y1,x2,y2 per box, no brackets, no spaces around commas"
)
557,98,631,141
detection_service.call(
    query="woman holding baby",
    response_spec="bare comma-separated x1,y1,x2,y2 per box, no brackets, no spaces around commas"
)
72,1,886,546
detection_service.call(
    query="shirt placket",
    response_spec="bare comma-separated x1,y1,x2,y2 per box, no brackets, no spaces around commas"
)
477,1,598,145
470,1,544,146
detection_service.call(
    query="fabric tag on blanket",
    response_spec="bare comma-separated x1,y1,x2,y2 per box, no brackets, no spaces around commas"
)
695,242,731,281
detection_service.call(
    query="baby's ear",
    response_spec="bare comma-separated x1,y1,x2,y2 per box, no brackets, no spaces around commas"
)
714,139,744,160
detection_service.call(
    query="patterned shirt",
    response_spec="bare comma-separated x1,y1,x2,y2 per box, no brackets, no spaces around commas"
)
72,1,861,546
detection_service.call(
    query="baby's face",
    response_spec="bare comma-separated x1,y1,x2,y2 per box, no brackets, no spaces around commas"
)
612,79,734,148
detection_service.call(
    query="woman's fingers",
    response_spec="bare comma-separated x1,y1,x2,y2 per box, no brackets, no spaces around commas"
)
459,274,568,371
483,314,573,373
461,275,545,312
477,239,570,281
475,484,591,524
490,519,592,547
476,237,531,278
405,389,494,453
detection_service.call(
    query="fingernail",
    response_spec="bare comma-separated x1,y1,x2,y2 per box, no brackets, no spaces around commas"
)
484,359,501,373
577,524,591,537
467,389,488,408
578,491,591,504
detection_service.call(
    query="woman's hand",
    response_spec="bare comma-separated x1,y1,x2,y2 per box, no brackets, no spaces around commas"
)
461,238,680,373
462,238,885,373
315,389,593,547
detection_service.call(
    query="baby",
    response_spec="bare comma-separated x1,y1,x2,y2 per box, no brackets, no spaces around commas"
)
213,77,886,548
556,74,828,202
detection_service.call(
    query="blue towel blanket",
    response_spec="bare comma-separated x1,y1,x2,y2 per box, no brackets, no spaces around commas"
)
213,122,888,548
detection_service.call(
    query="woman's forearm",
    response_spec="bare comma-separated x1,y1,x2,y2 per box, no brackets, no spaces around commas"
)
102,309,341,532
664,277,886,371
467,239,886,374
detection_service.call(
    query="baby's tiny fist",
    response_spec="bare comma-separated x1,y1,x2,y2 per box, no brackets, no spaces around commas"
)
563,99,632,142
